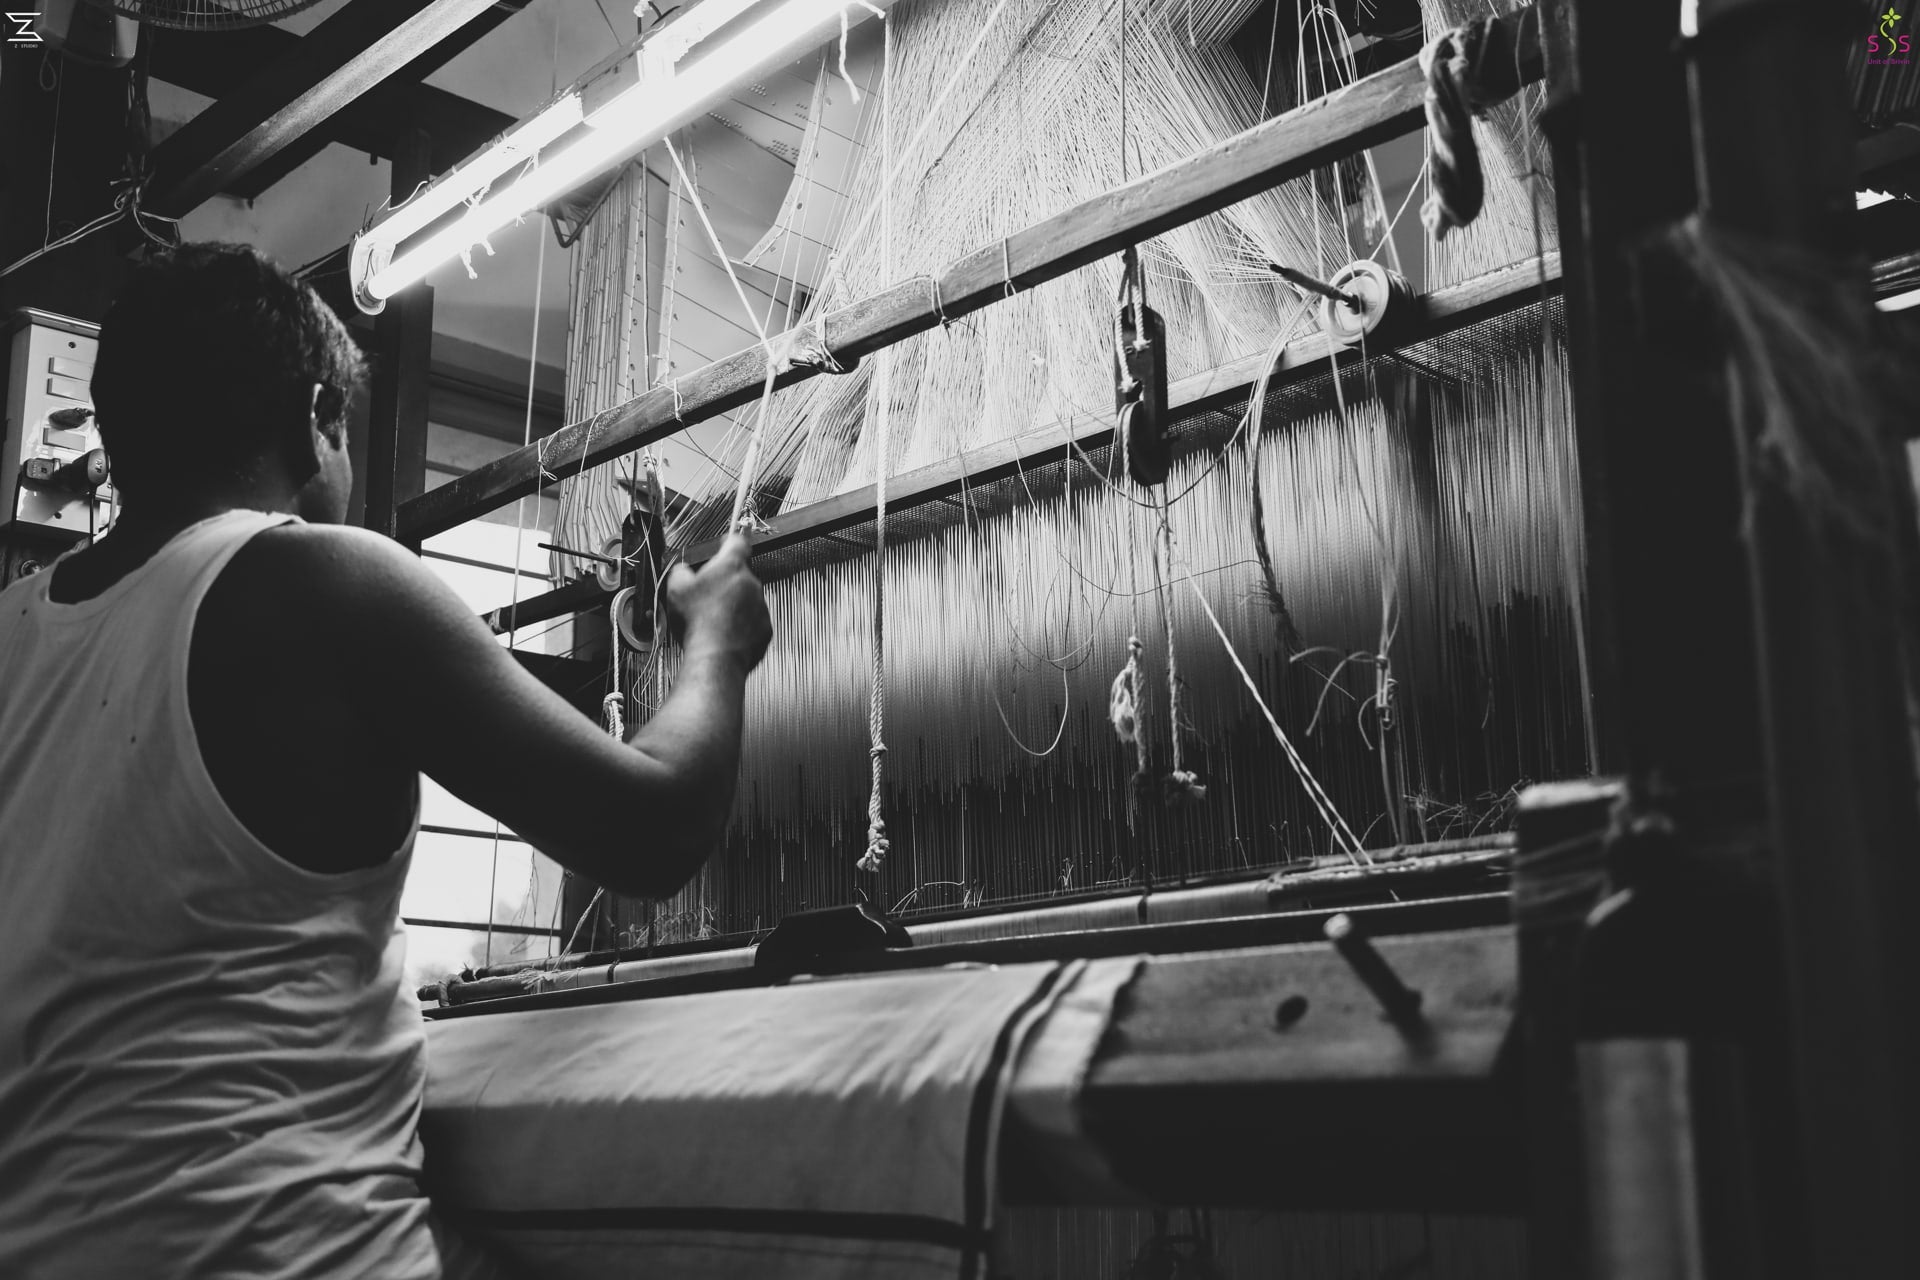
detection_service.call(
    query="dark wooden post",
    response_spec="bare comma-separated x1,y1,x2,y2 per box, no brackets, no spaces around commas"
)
364,127,434,544
1537,1,1920,1278
1531,1,1778,1277
1542,0,1760,789
1685,2,1920,1275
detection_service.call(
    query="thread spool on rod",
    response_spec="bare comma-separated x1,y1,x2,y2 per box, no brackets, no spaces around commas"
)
538,541,622,567
1270,262,1363,311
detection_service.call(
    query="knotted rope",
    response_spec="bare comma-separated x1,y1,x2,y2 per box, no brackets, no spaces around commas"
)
1109,629,1152,800
856,13,896,875
854,347,892,871
1151,491,1205,805
1108,635,1146,746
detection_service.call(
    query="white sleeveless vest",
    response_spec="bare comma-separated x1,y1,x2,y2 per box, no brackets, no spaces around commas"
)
0,510,439,1279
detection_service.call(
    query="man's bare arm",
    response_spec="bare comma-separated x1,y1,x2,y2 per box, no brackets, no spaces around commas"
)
268,524,770,897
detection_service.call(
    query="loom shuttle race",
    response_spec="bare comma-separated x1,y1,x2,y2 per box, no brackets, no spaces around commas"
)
6,0,1916,1277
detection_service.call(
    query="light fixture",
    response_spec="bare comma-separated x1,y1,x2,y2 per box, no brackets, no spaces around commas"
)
350,0,895,313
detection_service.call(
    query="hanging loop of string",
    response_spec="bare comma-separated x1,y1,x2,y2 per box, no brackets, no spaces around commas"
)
1152,489,1205,805
1185,575,1365,865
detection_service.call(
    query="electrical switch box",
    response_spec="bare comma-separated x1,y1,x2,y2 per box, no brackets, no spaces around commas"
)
3,309,114,541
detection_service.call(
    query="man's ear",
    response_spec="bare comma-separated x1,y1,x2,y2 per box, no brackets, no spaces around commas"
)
309,381,347,447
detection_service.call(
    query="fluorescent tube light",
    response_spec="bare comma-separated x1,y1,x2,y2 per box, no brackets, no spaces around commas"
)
352,0,890,311
379,94,586,247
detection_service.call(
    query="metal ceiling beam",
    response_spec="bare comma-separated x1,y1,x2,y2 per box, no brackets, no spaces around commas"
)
147,0,509,217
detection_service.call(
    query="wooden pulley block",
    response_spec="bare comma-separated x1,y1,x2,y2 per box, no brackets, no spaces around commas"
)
610,585,648,653
614,488,671,650
1117,302,1172,487
1318,259,1412,347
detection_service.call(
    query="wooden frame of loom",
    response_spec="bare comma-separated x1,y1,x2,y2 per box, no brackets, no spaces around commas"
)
390,4,1549,546
484,251,1563,631
379,0,1920,1270
395,2,1558,1224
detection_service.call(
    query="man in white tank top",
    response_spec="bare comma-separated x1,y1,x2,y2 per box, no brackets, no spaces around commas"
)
0,244,772,1278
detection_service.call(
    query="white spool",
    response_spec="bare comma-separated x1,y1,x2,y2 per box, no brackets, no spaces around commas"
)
593,535,625,593
1318,259,1409,347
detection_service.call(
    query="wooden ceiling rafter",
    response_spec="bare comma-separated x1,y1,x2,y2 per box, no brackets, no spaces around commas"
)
147,0,524,217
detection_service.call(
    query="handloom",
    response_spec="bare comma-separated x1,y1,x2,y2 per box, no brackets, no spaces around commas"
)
396,0,1915,1276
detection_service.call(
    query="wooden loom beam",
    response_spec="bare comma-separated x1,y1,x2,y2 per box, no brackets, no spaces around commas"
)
683,253,1561,568
1008,926,1523,1210
394,5,1547,547
424,922,1523,1210
481,254,1560,630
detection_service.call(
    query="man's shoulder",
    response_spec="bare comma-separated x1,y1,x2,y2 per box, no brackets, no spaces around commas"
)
244,519,411,563
213,522,437,639
233,522,426,593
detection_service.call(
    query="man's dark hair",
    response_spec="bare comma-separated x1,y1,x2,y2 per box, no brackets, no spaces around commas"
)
91,242,367,498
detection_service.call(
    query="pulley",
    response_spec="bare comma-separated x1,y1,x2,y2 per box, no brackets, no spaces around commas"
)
1115,246,1172,487
612,461,672,653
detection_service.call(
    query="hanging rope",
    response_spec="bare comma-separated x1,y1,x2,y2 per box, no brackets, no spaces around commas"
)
856,13,895,875
1184,575,1366,865
1152,489,1205,804
1108,635,1151,809
855,324,893,871
1114,475,1151,832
